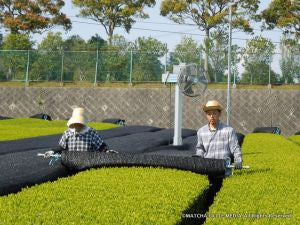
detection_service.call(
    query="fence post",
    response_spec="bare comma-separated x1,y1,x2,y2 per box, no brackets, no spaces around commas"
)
60,51,64,86
25,50,30,86
129,49,133,85
94,49,99,87
165,49,168,73
268,55,272,88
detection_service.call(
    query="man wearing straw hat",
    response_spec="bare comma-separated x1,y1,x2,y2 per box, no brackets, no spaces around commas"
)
196,100,243,168
196,100,243,203
45,107,109,156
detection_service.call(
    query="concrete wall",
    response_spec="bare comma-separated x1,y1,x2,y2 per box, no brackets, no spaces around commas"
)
0,87,299,136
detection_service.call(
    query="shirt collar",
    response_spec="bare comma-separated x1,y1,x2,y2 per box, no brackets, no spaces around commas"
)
208,122,220,132
70,126,90,135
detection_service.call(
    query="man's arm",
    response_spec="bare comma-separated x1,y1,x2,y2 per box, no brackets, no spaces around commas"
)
92,130,106,151
229,129,242,165
59,130,69,150
196,131,205,157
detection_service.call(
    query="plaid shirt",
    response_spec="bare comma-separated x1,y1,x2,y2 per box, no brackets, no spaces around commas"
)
196,122,242,163
59,127,104,152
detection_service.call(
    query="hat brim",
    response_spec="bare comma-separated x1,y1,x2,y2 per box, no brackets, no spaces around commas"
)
67,116,86,127
203,106,222,112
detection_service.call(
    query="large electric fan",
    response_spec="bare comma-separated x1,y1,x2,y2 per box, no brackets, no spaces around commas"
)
177,64,208,97
162,63,208,145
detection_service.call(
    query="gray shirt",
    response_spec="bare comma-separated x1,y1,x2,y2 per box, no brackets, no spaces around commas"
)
196,122,242,163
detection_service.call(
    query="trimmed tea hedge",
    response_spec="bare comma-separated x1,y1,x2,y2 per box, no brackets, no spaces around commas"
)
0,118,118,140
0,167,208,225
205,134,300,225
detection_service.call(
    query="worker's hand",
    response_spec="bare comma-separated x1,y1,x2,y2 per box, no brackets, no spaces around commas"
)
105,149,119,154
44,150,54,158
234,161,243,169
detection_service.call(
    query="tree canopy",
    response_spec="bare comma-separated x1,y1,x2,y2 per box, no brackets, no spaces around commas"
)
262,0,300,37
242,36,278,84
160,0,260,81
72,0,156,44
0,0,71,34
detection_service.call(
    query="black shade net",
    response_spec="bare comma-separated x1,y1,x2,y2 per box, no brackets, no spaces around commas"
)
30,114,52,121
102,118,126,126
99,125,162,139
0,149,70,196
106,128,196,153
0,115,12,120
0,126,234,196
62,151,226,177
0,126,162,155
0,134,62,155
253,127,281,134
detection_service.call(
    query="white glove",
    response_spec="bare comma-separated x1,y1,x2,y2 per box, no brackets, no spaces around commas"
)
105,149,119,154
44,150,54,158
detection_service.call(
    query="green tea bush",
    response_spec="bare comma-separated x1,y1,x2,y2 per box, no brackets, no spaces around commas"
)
205,134,300,225
0,167,208,225
0,118,118,140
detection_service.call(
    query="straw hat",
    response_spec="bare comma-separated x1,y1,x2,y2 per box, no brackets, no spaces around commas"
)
203,100,223,112
67,107,86,127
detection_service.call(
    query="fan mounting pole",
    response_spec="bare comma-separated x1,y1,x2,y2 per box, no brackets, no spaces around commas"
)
173,83,183,145
162,63,207,146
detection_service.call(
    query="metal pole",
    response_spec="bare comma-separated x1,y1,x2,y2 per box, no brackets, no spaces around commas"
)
173,83,182,145
165,43,168,73
25,50,30,86
61,52,64,85
165,50,167,73
226,3,233,125
268,55,271,88
94,49,99,87
129,49,133,85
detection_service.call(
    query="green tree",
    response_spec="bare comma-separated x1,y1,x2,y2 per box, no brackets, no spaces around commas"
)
241,36,278,84
30,32,64,81
261,0,300,38
0,33,3,49
62,35,96,82
72,0,156,44
132,37,167,81
1,33,33,80
207,30,240,82
87,34,106,51
100,35,131,82
160,0,260,81
171,36,201,65
280,37,300,83
0,0,71,34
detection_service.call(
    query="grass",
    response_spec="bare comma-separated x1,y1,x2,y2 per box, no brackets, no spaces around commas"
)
0,81,300,90
0,167,208,225
204,134,300,225
288,135,300,146
0,118,118,141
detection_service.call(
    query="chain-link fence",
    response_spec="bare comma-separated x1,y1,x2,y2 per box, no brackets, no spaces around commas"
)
0,50,299,85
